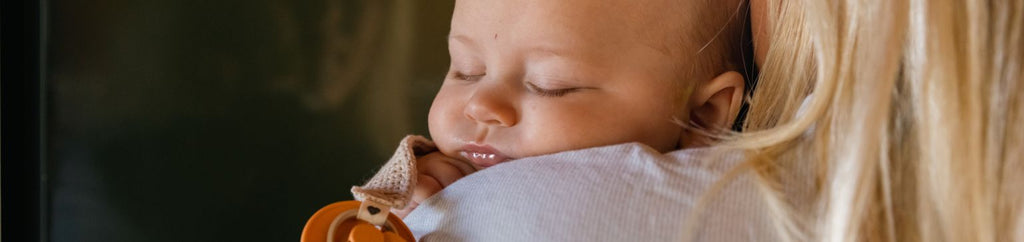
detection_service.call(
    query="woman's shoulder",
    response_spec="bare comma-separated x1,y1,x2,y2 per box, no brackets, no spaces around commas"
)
403,143,777,241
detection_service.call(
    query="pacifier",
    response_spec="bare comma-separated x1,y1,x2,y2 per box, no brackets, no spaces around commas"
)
301,136,436,242
300,200,413,242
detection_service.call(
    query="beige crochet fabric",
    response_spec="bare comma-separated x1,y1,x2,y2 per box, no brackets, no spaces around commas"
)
351,135,436,210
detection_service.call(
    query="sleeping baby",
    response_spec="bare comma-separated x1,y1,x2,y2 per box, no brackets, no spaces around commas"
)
352,0,752,219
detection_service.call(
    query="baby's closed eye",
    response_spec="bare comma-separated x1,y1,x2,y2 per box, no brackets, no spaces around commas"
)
451,72,485,82
524,81,586,97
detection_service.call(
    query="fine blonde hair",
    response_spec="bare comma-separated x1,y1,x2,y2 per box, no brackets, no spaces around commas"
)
702,0,1024,241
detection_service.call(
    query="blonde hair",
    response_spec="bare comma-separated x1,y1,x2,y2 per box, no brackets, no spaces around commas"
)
700,0,1024,241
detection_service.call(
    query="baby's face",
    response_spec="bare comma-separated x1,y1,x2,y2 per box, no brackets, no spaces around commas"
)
429,0,700,169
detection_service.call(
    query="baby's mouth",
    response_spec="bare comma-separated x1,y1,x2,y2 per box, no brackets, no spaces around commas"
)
458,144,510,168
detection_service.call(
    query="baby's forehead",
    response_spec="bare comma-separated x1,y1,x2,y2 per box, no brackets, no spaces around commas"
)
452,0,714,56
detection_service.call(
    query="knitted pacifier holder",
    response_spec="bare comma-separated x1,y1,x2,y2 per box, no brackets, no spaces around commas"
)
301,136,436,242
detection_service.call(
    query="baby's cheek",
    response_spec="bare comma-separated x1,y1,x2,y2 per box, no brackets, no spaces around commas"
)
427,94,458,155
628,114,684,152
425,105,468,158
518,116,611,155
426,107,444,139
564,110,679,152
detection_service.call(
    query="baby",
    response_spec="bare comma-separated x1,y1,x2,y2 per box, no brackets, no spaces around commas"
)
382,0,751,218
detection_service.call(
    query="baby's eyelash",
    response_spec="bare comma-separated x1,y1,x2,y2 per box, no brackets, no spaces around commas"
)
453,72,485,81
525,82,582,97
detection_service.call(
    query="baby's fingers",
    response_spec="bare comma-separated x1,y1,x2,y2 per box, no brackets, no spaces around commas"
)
417,153,471,187
393,174,443,219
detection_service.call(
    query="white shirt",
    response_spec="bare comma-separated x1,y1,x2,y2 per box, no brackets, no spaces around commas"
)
403,143,782,241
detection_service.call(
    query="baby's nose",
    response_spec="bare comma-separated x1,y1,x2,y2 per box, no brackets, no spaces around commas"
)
464,85,518,127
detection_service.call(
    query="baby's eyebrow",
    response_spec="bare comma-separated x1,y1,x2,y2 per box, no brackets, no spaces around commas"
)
449,33,572,58
525,45,570,59
447,34,477,47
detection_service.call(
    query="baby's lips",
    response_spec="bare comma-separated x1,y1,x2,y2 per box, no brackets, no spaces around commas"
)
458,144,510,168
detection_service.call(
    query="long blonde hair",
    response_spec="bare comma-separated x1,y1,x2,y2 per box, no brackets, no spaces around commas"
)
715,0,1024,241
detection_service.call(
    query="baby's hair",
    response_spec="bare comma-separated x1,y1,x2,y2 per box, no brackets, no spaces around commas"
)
675,0,752,83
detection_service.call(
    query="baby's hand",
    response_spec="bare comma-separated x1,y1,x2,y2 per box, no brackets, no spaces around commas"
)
392,151,476,218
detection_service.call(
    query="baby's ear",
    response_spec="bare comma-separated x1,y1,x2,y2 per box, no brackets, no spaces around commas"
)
687,71,745,133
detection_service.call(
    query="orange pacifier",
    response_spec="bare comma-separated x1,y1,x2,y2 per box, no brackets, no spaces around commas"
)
301,136,438,242
300,200,413,242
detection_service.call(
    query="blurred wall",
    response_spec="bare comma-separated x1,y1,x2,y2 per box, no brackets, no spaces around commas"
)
47,0,453,241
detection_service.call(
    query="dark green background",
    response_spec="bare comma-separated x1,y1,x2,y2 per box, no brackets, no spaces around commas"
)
47,1,453,241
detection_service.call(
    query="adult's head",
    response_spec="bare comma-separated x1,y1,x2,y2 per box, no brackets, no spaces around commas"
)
727,0,1024,241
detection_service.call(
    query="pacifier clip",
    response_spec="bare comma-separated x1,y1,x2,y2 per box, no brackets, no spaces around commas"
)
301,135,436,242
